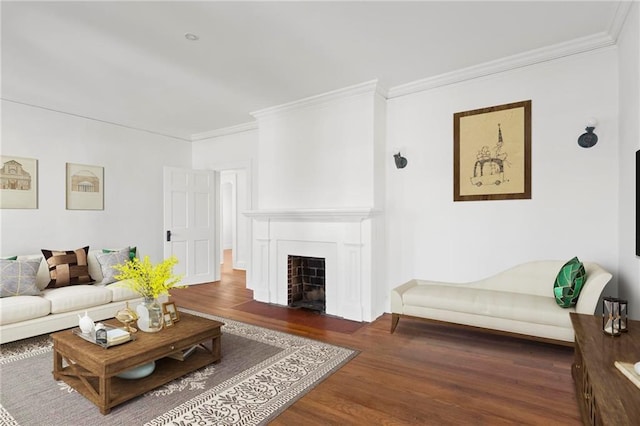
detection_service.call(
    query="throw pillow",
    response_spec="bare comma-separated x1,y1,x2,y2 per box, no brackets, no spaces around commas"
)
2,256,18,261
95,247,131,284
41,246,94,288
0,258,42,297
553,257,587,308
103,246,137,261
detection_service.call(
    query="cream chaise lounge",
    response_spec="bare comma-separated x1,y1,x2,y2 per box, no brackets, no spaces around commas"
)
390,260,613,345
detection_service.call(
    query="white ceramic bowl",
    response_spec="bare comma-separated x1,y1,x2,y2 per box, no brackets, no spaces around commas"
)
635,361,640,375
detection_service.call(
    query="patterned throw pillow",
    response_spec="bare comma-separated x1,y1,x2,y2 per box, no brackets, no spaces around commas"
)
0,258,42,297
96,247,131,284
553,257,587,308
102,246,137,261
41,246,94,288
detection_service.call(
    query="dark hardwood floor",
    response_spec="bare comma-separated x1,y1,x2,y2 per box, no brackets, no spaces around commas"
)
170,251,581,425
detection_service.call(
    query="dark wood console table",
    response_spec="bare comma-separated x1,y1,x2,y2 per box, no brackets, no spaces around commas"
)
570,313,640,425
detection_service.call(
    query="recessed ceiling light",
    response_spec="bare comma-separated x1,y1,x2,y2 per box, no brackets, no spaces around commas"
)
184,33,199,41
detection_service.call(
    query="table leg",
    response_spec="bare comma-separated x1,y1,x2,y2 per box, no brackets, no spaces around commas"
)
52,347,63,380
98,376,111,415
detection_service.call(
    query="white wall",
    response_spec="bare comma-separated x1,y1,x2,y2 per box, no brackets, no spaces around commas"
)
617,2,640,318
255,90,381,210
192,129,257,272
0,100,191,262
385,48,619,298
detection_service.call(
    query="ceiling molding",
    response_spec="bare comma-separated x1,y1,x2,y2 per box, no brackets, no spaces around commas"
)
251,79,387,120
191,121,258,142
609,1,634,42
388,32,616,99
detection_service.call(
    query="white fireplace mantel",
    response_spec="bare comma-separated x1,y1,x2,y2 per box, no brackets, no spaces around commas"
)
244,208,382,222
246,207,384,322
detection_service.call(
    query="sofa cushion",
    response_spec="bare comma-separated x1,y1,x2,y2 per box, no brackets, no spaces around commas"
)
95,247,130,284
102,246,137,261
42,246,94,288
553,257,586,308
0,295,51,325
0,258,42,297
107,281,142,302
42,285,112,314
402,284,573,328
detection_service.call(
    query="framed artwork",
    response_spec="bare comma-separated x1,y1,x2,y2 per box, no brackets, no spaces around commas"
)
454,100,532,201
66,163,104,210
163,302,180,322
163,313,174,327
0,156,38,209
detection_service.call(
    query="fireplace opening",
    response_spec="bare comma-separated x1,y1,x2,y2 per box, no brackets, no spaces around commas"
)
288,255,325,313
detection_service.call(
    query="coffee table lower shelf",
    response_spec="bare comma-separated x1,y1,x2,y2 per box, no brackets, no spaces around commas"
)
54,347,216,414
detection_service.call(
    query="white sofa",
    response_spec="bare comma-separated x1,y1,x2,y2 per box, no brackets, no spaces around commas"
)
390,260,613,345
0,250,143,344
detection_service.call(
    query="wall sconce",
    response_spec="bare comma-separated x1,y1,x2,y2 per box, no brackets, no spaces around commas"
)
393,152,408,169
578,118,598,148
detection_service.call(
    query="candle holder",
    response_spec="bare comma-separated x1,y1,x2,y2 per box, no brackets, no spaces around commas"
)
602,297,622,336
619,299,628,332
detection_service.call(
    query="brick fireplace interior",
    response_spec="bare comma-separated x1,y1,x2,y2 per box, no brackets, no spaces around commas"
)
287,255,326,312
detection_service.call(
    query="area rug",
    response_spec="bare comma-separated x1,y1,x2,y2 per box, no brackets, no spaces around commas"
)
0,309,357,426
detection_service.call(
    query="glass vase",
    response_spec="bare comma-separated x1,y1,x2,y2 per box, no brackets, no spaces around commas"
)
136,297,164,333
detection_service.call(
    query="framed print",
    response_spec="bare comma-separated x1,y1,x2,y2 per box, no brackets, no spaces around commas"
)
163,302,179,322
163,313,174,327
454,100,531,201
66,163,104,210
0,156,38,209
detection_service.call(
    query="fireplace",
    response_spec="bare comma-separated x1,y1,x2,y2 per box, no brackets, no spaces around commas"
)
288,255,325,312
245,208,383,322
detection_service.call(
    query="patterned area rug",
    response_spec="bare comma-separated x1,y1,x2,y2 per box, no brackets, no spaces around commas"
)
0,309,357,426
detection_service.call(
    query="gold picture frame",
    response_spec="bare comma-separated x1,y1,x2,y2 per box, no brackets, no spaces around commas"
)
0,156,38,209
454,100,531,201
66,162,104,210
163,313,174,327
163,302,179,322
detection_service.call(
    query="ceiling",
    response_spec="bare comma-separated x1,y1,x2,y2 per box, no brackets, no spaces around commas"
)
1,1,626,141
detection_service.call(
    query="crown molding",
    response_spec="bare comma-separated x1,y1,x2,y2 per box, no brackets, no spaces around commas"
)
388,32,616,99
609,0,634,42
191,121,258,141
251,80,388,120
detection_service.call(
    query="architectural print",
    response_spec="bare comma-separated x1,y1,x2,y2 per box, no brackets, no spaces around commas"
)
66,163,104,210
0,159,32,190
0,156,38,209
71,170,100,193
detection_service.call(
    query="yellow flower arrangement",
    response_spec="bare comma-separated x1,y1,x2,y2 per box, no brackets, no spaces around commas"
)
114,255,184,299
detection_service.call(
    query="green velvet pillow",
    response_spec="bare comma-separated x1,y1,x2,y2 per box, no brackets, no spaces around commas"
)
553,257,586,308
2,256,18,261
103,246,137,261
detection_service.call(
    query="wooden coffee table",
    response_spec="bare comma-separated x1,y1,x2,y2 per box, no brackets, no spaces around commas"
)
51,311,223,414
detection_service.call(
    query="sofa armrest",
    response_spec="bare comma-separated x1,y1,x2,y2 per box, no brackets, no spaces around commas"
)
575,263,613,314
390,280,418,314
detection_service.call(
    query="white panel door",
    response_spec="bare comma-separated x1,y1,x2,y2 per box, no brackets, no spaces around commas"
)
163,167,219,285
